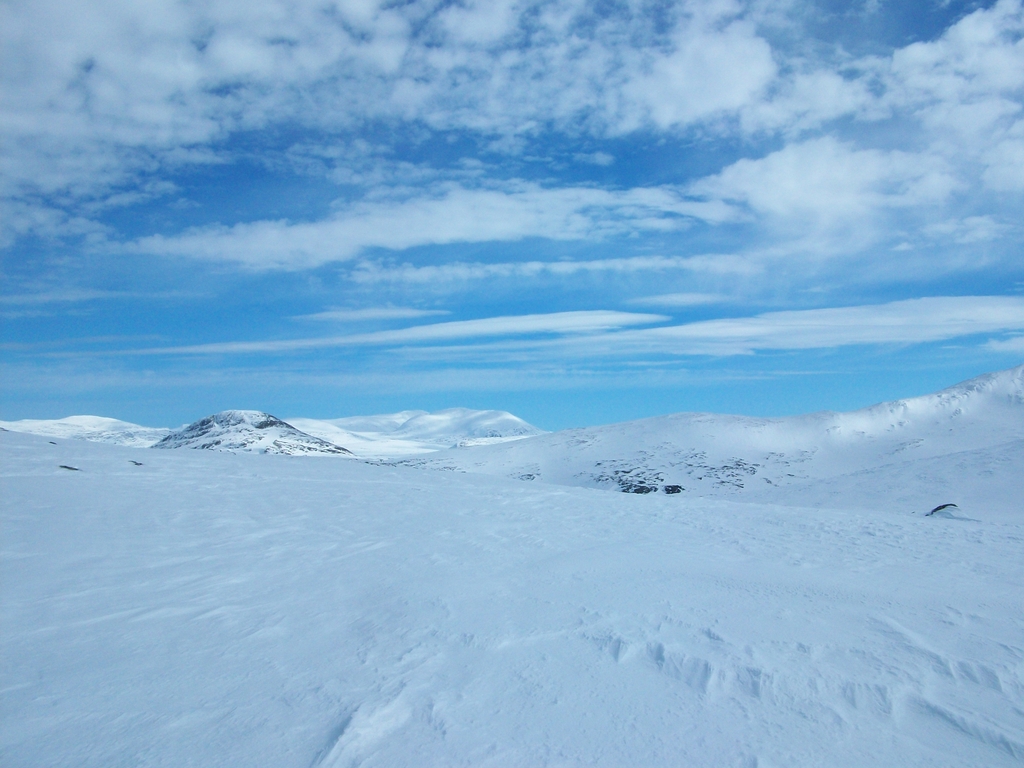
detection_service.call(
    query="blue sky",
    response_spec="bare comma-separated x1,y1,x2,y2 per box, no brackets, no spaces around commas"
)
2,0,1023,430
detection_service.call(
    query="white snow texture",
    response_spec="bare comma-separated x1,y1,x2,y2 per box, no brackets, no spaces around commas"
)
2,365,1023,767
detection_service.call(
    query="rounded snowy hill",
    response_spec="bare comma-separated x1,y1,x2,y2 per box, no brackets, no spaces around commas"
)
288,407,545,458
0,415,170,447
152,411,353,456
396,364,1024,515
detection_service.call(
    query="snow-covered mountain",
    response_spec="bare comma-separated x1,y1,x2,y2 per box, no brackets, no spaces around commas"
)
288,407,545,458
393,364,1024,515
0,415,170,447
152,411,353,455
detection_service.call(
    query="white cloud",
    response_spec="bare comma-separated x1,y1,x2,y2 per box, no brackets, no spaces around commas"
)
0,0,775,215
691,137,956,222
350,254,755,285
740,67,886,134
294,307,450,322
3,0,1023,274
392,296,1024,361
923,215,1012,244
615,13,776,132
628,292,729,307
128,309,668,355
124,296,1024,361
638,296,1024,355
985,335,1024,353
574,151,615,166
686,137,959,256
0,289,137,305
128,182,733,269
0,288,194,305
436,0,521,46
981,129,1024,192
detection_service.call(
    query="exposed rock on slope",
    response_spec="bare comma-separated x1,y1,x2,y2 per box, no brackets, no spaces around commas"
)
152,411,352,455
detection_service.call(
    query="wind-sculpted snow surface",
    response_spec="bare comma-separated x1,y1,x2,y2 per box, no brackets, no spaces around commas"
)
152,410,353,455
394,365,1024,516
2,428,1023,766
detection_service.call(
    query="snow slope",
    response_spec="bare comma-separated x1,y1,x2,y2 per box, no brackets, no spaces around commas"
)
2,428,1022,767
153,410,353,455
0,415,170,447
394,364,1024,516
289,407,545,458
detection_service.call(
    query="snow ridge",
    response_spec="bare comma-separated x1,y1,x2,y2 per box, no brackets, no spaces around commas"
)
152,410,353,455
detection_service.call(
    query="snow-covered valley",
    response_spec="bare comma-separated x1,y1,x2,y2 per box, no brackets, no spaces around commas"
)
2,367,1023,766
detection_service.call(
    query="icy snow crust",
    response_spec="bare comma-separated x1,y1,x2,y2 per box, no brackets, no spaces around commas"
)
2,367,1023,766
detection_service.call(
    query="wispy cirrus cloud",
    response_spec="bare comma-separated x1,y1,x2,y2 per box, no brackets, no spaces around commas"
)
628,292,729,308
635,296,1024,356
95,297,1024,361
350,253,757,286
293,307,450,322
119,310,669,355
392,297,1024,362
126,183,733,269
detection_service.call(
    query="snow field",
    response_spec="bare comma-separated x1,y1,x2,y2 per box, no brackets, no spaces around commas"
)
2,429,1023,766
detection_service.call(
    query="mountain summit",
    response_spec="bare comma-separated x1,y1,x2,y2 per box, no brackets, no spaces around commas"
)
152,411,352,455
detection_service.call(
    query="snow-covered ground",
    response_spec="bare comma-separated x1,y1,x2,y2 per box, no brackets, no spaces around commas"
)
2,368,1023,766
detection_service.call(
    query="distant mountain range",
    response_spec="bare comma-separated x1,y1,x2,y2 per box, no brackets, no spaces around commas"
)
0,407,545,457
2,365,1021,513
